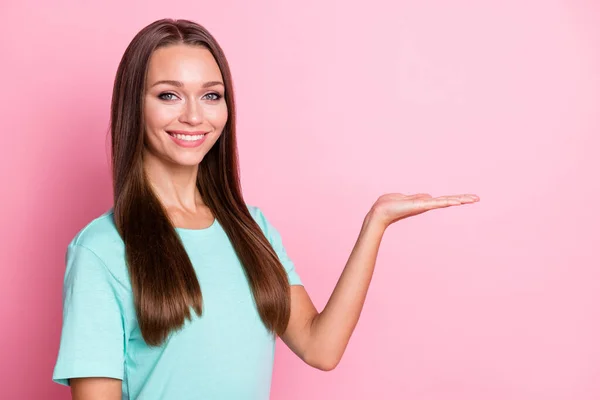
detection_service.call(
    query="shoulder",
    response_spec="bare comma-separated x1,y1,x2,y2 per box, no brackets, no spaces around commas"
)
245,204,287,243
245,204,263,222
69,208,121,251
245,204,272,233
64,208,129,284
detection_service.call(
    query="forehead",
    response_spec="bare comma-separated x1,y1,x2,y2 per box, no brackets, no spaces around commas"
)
146,44,223,85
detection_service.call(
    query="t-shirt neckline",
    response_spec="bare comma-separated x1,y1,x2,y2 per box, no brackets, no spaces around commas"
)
174,217,219,236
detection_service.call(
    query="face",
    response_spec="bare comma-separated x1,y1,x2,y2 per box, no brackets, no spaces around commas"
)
143,44,228,168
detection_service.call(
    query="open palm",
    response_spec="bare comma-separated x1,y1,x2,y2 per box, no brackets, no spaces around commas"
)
372,193,480,228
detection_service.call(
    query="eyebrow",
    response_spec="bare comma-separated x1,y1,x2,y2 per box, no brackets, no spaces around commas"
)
150,80,224,88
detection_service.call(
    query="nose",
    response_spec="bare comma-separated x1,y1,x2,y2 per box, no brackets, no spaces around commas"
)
179,98,204,125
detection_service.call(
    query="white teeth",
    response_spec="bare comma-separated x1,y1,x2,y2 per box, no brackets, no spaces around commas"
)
173,133,205,141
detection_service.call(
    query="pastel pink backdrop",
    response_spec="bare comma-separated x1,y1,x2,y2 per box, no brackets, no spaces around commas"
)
1,0,598,399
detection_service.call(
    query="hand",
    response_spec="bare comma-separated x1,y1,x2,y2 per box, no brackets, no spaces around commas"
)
369,193,480,229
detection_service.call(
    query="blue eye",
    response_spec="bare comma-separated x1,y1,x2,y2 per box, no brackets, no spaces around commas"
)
158,92,178,101
157,92,222,102
204,92,222,101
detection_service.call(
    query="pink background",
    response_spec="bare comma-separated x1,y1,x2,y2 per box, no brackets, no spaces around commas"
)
2,0,599,399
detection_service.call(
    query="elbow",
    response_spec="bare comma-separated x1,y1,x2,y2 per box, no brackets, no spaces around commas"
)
315,358,340,372
304,352,341,372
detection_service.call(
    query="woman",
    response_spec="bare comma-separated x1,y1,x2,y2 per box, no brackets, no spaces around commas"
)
52,18,479,399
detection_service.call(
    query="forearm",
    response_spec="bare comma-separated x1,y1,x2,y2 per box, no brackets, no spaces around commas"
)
306,210,386,370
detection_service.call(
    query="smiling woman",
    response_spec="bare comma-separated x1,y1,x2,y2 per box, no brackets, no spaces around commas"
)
51,17,479,400
52,18,303,400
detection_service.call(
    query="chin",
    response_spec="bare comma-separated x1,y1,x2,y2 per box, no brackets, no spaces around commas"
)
174,156,205,168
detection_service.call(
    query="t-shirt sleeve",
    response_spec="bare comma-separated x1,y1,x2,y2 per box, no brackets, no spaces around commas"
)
250,206,303,286
52,243,125,386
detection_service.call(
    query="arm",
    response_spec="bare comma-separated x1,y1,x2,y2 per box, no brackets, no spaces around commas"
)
52,244,126,396
281,193,479,371
70,377,122,400
281,210,384,371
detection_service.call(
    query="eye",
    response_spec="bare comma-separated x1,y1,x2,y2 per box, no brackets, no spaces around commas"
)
158,92,178,101
203,92,222,101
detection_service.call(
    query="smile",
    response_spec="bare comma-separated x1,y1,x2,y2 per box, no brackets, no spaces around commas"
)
166,130,209,147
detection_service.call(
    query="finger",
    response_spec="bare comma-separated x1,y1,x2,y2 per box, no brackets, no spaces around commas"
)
387,193,429,202
412,198,441,210
406,193,432,199
436,195,479,203
391,193,430,198
450,194,479,202
457,194,479,201
417,197,461,210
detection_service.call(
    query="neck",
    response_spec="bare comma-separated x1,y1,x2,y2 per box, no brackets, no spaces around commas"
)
142,149,203,212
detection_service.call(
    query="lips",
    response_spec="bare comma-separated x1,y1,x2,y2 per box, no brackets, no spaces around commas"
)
166,131,209,147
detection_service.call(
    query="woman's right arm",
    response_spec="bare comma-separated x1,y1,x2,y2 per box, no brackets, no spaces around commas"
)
70,377,122,400
53,243,126,397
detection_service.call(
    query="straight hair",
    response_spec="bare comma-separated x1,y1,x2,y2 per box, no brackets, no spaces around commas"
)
110,18,291,346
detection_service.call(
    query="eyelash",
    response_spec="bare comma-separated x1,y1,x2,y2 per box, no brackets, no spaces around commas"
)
157,92,223,102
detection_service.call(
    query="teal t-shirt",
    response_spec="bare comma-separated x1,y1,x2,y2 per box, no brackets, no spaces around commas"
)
52,205,302,399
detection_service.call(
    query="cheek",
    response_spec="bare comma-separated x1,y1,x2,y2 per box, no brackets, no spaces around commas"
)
205,103,229,129
145,102,179,128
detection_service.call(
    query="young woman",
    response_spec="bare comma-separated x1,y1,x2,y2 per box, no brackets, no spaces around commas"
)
52,18,479,400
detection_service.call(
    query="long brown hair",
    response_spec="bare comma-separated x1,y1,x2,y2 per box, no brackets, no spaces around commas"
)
110,18,291,346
